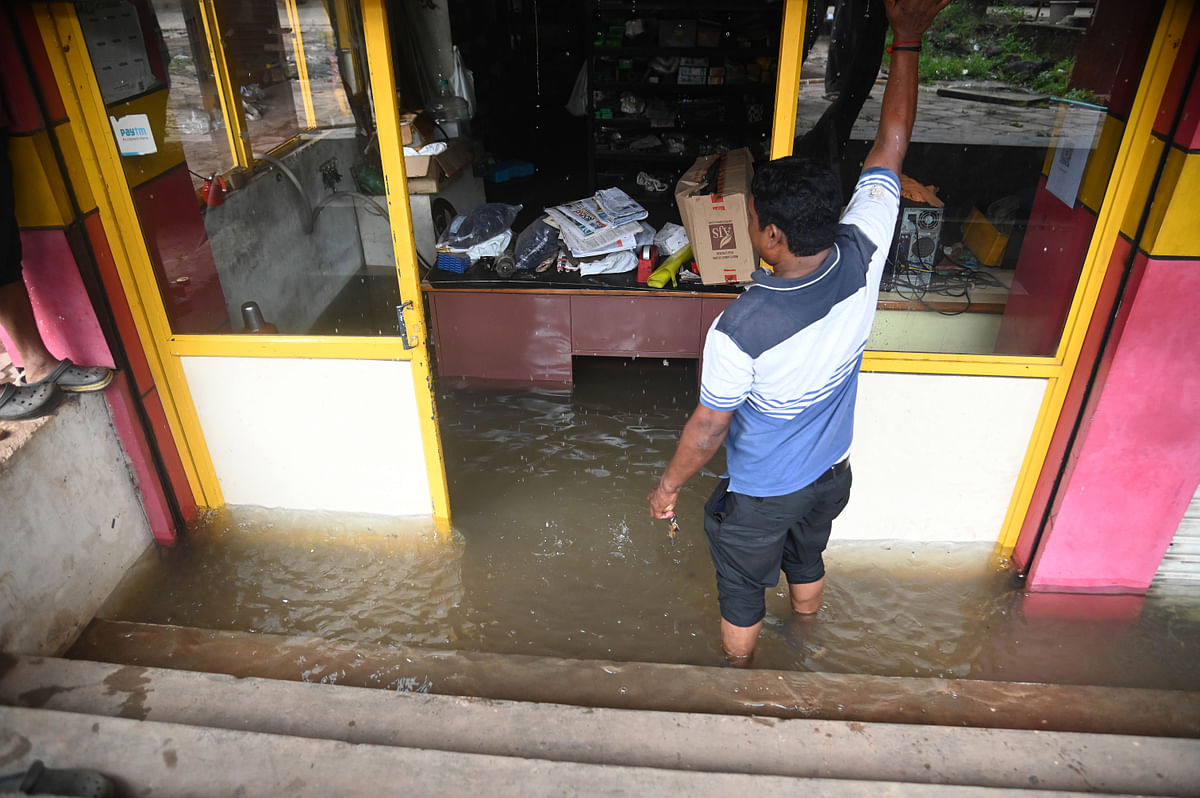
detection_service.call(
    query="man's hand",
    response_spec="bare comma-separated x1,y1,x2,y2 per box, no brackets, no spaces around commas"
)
884,0,951,42
863,0,951,176
647,404,733,521
648,480,680,520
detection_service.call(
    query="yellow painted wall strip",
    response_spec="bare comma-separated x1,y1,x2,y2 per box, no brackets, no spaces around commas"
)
1076,115,1126,212
35,5,223,507
1145,147,1199,257
995,0,1192,553
360,0,451,526
861,352,1059,379
53,120,96,214
1118,135,1168,240
8,132,72,228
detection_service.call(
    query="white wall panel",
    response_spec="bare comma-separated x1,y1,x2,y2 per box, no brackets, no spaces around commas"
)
841,372,1047,542
181,356,433,516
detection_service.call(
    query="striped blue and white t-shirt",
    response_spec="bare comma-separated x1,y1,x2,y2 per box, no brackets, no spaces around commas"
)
699,166,901,497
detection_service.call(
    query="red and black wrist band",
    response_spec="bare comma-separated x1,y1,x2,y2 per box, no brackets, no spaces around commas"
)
887,39,922,53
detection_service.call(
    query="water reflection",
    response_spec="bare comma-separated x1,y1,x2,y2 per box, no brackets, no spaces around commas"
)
97,359,1200,690
99,507,465,647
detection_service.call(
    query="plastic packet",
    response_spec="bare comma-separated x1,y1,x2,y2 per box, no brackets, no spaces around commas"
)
465,229,512,260
653,222,689,256
513,216,560,272
441,203,522,249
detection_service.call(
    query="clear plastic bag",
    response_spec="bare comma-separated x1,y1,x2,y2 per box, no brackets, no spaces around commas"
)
513,216,560,272
441,203,522,249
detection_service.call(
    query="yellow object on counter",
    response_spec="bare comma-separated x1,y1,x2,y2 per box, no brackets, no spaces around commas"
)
647,244,693,288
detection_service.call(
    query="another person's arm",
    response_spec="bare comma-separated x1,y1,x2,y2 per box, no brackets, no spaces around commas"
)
861,0,950,176
647,404,733,520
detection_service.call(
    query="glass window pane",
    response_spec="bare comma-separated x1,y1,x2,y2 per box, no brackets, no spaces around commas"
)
218,0,358,158
77,0,404,336
793,0,1158,356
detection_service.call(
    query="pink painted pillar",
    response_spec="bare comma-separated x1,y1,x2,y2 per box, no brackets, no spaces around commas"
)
1027,255,1200,591
0,230,114,370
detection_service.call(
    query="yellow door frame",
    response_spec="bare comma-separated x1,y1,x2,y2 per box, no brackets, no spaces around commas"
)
34,0,451,524
767,0,1192,552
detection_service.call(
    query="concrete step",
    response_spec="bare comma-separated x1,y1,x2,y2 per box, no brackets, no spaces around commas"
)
3,654,1199,796
69,619,1200,737
0,703,1116,798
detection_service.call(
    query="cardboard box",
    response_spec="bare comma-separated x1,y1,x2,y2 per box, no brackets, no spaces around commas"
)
678,66,707,85
404,138,471,195
674,147,756,285
399,112,437,147
399,113,417,146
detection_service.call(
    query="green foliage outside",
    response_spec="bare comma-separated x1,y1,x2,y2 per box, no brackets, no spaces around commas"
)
885,1,1099,104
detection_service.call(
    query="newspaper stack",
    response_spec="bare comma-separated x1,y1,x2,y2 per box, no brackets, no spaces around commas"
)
545,188,648,258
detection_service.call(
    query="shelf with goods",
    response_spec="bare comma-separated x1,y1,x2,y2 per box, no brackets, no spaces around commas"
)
585,1,781,218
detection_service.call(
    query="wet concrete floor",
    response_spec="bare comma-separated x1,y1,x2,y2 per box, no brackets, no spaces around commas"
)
92,358,1200,693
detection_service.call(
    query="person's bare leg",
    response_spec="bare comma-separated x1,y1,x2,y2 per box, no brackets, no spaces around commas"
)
720,617,762,666
0,280,58,382
789,576,825,615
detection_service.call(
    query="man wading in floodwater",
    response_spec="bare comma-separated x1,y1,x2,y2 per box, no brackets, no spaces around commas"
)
648,0,950,665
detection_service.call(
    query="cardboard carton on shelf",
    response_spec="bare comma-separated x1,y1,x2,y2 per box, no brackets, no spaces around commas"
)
404,138,472,194
399,113,417,146
674,147,757,285
399,112,438,147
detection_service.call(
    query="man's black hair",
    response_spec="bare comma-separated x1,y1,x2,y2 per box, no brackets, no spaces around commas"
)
750,156,843,257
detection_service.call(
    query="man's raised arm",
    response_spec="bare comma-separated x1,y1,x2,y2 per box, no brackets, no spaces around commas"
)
861,0,951,177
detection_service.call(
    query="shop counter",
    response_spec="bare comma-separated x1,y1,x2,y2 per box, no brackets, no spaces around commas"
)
422,268,739,384
422,265,1013,384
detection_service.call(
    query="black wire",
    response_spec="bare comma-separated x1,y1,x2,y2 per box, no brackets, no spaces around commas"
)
884,259,1005,316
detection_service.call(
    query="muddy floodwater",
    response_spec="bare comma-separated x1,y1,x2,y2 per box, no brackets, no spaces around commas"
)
97,360,1200,690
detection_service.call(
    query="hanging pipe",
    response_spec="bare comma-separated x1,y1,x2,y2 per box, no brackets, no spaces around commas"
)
259,152,315,233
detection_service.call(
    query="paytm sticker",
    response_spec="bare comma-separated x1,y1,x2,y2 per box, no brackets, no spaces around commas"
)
109,114,157,156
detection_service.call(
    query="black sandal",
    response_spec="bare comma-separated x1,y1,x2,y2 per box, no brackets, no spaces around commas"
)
0,381,60,421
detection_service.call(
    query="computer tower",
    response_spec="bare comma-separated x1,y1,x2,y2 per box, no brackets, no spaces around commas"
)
890,203,943,289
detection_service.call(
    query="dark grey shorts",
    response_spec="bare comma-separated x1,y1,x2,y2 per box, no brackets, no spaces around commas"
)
702,461,852,628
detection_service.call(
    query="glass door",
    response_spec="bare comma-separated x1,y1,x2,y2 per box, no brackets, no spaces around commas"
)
39,0,449,520
75,0,411,337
